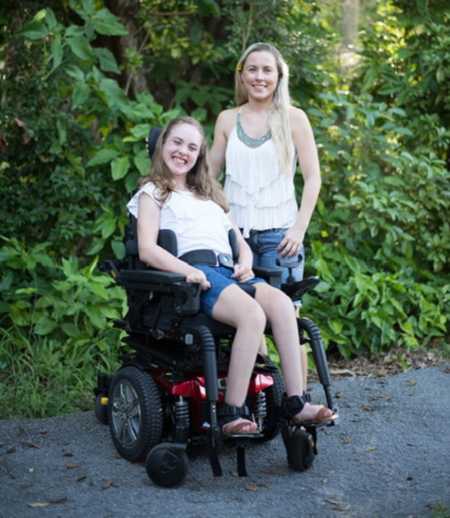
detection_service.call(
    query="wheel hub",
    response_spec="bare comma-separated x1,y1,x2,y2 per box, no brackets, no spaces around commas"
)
111,380,142,447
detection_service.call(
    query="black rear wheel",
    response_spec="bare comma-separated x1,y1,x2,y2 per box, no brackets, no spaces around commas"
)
108,366,163,462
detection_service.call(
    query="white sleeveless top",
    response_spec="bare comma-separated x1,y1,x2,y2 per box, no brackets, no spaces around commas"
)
224,117,298,238
127,182,233,257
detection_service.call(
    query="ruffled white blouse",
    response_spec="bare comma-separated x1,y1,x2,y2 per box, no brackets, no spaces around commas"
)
224,121,298,238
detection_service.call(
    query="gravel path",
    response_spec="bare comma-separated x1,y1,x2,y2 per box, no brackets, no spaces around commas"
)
1,366,449,518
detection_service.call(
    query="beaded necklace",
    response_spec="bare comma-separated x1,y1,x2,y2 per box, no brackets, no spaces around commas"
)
236,112,271,148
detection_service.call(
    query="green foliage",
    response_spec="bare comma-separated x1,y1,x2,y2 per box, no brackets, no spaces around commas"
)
303,0,450,357
0,236,126,337
0,3,177,259
0,0,449,417
0,235,126,418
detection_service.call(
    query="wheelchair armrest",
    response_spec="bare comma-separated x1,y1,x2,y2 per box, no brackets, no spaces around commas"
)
118,269,186,285
281,276,320,299
253,266,283,288
118,269,201,316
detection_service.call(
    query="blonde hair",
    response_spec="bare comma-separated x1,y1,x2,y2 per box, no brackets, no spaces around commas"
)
235,42,294,174
140,116,229,211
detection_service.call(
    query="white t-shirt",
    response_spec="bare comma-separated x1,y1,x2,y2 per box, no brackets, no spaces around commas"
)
127,182,233,257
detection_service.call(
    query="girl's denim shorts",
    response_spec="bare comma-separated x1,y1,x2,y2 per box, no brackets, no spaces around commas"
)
194,264,265,317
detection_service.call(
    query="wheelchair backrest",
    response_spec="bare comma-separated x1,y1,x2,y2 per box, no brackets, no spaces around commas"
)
125,214,239,269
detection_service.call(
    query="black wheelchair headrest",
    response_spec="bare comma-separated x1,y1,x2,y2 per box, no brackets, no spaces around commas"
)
146,127,162,159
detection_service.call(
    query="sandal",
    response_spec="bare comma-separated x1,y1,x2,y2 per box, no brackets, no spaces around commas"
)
219,403,260,438
282,393,337,428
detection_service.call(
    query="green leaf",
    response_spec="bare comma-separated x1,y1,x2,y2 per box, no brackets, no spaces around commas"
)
91,9,128,36
330,320,343,334
22,10,49,40
192,107,207,122
56,119,67,146
85,239,104,256
81,0,96,17
44,8,58,31
133,151,151,176
129,124,151,139
67,36,94,61
72,82,90,108
123,124,151,142
111,157,130,180
84,306,106,328
50,35,63,72
0,272,13,292
34,316,57,336
197,0,221,16
66,65,85,81
99,306,120,319
100,216,116,239
61,322,79,337
99,78,127,109
111,240,125,260
94,48,120,74
34,253,55,268
89,283,110,299
87,148,120,167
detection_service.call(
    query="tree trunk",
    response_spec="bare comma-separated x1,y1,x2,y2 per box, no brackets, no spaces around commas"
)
105,0,149,97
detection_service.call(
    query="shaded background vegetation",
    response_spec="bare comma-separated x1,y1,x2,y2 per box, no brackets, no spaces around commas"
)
0,0,449,417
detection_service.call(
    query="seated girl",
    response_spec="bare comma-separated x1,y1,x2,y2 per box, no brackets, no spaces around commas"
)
127,116,335,435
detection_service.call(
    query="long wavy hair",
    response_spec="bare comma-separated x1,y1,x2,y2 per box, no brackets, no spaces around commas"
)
235,42,294,175
140,116,229,211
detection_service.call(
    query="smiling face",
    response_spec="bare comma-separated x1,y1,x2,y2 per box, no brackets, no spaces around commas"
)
161,122,203,182
240,50,279,102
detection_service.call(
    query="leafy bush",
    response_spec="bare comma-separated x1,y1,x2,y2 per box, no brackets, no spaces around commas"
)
0,0,449,417
0,235,126,417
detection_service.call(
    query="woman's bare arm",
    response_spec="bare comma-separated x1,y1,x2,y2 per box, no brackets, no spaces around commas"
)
278,107,322,256
209,109,234,178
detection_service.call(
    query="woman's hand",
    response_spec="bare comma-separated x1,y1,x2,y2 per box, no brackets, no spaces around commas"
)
232,262,255,282
185,268,211,290
277,226,304,257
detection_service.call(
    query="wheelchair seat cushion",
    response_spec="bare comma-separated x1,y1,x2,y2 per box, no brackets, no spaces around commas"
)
195,264,265,316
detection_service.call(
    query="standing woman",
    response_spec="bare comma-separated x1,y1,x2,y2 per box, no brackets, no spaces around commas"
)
210,42,321,282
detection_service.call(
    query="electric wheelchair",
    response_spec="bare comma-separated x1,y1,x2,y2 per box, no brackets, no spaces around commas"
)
94,131,336,488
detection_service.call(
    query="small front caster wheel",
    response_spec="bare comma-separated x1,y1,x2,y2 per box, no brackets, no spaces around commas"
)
281,425,316,471
145,443,189,487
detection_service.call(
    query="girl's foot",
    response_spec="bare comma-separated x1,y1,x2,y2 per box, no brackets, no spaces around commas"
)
220,403,259,436
222,417,258,435
293,402,336,426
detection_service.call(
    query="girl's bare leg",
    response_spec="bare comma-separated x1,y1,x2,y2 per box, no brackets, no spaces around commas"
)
254,284,334,422
258,336,268,356
254,284,303,394
212,284,266,431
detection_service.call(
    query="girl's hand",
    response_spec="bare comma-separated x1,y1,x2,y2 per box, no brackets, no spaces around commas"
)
277,227,303,257
185,268,211,290
232,263,255,282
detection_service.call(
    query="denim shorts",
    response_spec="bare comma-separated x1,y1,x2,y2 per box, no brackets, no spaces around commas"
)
245,228,305,284
194,264,265,317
